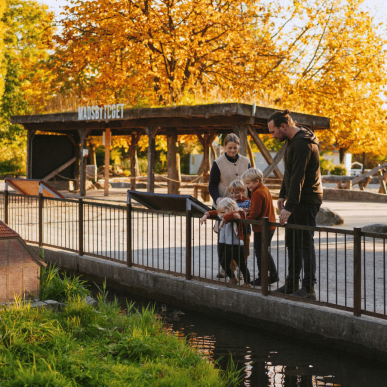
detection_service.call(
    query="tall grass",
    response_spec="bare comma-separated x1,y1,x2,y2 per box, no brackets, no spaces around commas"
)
0,295,240,386
39,263,90,302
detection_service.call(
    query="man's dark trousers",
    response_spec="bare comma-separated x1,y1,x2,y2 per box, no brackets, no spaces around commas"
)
285,203,321,289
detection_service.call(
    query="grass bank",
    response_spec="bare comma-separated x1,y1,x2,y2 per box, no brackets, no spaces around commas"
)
0,293,239,386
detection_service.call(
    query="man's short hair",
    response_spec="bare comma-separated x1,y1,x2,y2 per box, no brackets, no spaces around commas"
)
228,180,246,192
241,168,263,183
268,109,296,127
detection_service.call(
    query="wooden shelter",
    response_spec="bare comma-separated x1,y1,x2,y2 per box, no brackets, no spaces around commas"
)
0,221,46,303
11,103,330,196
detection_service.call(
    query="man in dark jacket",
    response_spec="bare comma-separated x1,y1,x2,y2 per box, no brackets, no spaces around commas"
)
268,109,322,299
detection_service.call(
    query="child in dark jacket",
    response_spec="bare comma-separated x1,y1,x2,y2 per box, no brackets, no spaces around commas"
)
200,198,251,286
241,168,279,286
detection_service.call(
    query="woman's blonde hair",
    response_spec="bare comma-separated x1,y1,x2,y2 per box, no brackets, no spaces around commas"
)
228,179,246,193
217,198,239,213
241,168,263,183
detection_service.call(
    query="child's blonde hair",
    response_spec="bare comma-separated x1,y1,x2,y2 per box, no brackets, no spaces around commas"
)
217,198,239,213
241,168,263,183
228,179,246,193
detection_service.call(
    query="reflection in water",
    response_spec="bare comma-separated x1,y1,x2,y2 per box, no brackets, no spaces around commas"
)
96,286,387,387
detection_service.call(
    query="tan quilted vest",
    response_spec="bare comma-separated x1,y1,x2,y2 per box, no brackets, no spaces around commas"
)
213,153,250,208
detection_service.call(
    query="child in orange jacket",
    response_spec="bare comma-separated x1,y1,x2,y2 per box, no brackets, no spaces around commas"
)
200,198,251,286
241,168,279,287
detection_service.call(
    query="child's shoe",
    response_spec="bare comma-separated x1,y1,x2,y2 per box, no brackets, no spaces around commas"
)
245,283,252,288
229,277,238,285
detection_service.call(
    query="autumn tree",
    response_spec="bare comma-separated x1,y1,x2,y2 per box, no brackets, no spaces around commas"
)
0,0,54,173
51,0,284,105
265,0,387,158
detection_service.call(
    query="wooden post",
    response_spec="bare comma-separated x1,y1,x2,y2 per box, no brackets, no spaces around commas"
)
145,126,159,193
78,129,91,197
248,126,284,179
104,128,111,196
246,137,256,168
167,128,180,194
74,140,80,192
26,129,36,179
130,131,142,190
231,124,248,156
377,169,387,194
196,133,215,201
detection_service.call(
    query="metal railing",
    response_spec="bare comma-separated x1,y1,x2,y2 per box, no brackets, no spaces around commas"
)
1,191,386,320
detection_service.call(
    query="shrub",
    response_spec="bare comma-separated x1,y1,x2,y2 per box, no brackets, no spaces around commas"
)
330,164,347,175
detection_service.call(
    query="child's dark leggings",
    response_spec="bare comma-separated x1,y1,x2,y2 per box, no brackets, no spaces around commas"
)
254,230,278,279
218,243,250,283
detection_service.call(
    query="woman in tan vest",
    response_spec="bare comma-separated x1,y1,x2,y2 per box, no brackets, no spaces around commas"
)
209,133,251,278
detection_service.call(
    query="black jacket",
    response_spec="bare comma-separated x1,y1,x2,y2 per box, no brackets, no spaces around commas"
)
279,127,323,212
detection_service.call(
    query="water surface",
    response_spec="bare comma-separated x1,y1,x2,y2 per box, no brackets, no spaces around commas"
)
94,285,387,387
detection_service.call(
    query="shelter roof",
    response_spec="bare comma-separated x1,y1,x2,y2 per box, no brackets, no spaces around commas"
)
11,103,330,136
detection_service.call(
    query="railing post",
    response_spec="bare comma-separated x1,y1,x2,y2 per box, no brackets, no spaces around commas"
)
127,193,132,267
38,193,43,247
79,198,84,256
261,217,269,296
186,207,192,280
353,227,362,317
4,190,8,224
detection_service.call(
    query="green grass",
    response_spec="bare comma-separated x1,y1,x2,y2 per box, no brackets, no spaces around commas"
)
0,295,241,386
39,262,90,303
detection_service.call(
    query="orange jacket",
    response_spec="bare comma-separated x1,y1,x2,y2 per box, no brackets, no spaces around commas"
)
246,184,276,233
208,210,247,241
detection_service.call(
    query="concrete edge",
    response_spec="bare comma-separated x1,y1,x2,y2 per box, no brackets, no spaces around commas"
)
31,245,387,362
323,188,387,202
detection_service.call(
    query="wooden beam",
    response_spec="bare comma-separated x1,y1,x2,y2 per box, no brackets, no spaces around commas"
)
262,144,286,178
42,157,77,182
246,138,256,168
248,126,283,179
352,162,387,185
145,126,159,193
104,128,111,196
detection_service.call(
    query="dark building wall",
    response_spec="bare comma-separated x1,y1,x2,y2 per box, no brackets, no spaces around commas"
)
32,135,76,181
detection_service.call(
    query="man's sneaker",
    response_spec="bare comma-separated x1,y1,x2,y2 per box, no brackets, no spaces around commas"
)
293,286,316,300
250,275,279,287
274,279,300,294
250,277,262,286
217,268,226,278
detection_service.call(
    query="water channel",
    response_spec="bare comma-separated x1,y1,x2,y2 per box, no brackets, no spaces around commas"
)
93,285,387,387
